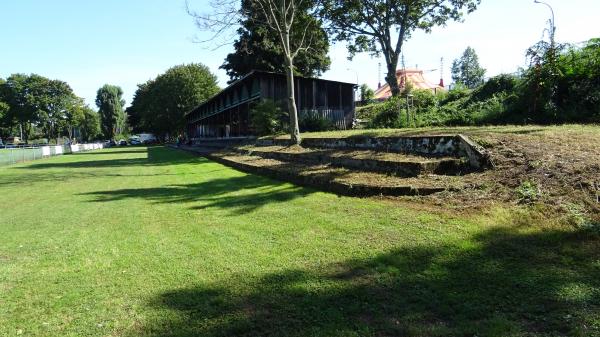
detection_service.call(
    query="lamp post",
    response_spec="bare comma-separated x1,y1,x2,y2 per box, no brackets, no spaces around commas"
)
346,67,360,101
534,0,555,47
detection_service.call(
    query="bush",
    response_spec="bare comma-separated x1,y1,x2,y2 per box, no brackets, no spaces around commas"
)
250,100,287,136
471,74,519,102
516,180,540,204
299,112,334,132
368,97,410,129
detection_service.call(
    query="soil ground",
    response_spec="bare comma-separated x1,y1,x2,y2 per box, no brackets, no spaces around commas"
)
252,125,600,224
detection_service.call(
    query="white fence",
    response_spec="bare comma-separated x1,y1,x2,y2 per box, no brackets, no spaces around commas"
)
1,143,104,166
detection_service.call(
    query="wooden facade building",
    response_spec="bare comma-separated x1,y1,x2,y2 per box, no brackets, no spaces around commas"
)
185,71,356,138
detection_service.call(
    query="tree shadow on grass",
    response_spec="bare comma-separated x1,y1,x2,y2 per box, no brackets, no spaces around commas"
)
80,174,315,215
134,224,600,337
18,146,195,170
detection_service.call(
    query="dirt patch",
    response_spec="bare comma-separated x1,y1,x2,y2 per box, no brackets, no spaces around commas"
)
420,128,600,223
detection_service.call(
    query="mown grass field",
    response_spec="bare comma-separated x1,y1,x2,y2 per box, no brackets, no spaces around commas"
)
1,146,599,337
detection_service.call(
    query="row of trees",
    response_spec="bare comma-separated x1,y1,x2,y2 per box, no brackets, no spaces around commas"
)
0,72,130,144
127,64,220,140
0,74,101,143
189,0,482,143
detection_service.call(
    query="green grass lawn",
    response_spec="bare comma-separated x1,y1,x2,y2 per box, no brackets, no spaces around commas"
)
1,146,598,337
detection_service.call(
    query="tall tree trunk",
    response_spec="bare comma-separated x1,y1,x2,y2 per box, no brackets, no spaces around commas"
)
386,55,401,97
283,30,301,145
285,59,301,145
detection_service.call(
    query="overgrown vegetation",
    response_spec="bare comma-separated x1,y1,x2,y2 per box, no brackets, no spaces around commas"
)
359,38,600,128
250,99,288,136
299,112,335,132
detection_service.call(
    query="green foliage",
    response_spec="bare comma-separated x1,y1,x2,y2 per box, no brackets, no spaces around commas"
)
451,46,486,88
368,97,409,129
96,84,125,139
359,84,375,105
471,74,518,102
221,0,330,82
128,63,220,139
250,100,287,136
321,0,481,97
299,112,334,132
516,181,540,204
1,73,82,142
80,106,102,141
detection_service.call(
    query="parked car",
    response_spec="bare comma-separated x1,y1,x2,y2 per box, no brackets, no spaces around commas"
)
138,133,158,144
118,139,128,146
129,136,141,145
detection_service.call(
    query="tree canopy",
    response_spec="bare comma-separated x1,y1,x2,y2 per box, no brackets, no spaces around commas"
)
128,63,220,139
321,0,481,97
220,0,331,82
1,74,81,142
189,0,325,144
451,46,486,89
96,84,126,140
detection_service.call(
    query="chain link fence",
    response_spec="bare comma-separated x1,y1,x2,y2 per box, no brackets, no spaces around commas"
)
0,144,104,167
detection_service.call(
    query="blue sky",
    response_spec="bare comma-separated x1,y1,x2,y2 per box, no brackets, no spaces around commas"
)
1,0,599,108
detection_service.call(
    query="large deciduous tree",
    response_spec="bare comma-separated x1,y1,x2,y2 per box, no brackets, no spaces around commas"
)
79,106,102,142
128,63,219,139
189,0,324,144
451,46,486,88
2,74,78,142
321,0,481,97
95,84,126,139
221,0,330,82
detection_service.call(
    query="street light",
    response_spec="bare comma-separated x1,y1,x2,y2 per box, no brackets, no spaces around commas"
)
534,0,555,44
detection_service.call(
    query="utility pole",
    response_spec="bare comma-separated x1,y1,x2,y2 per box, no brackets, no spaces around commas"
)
401,54,410,127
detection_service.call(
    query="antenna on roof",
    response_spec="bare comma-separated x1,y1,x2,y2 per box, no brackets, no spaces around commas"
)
439,57,445,88
401,54,407,89
377,62,381,89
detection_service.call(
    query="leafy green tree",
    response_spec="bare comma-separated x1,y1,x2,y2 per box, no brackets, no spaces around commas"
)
0,78,8,127
451,47,486,89
96,84,126,139
321,0,480,97
128,63,220,139
221,0,330,82
35,79,78,141
2,74,78,142
360,84,375,105
189,0,324,144
79,106,102,141
2,74,37,141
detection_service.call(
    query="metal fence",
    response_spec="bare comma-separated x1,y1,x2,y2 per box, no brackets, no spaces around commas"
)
299,108,350,130
0,143,104,167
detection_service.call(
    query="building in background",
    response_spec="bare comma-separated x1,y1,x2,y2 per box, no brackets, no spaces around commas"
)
374,69,445,100
186,71,356,138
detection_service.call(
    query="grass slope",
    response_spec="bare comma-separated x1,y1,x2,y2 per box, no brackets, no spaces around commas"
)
0,146,598,337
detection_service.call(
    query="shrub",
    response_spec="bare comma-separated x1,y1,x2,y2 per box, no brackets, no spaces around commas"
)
516,181,540,204
250,99,287,136
368,97,409,129
299,112,334,132
471,74,519,102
